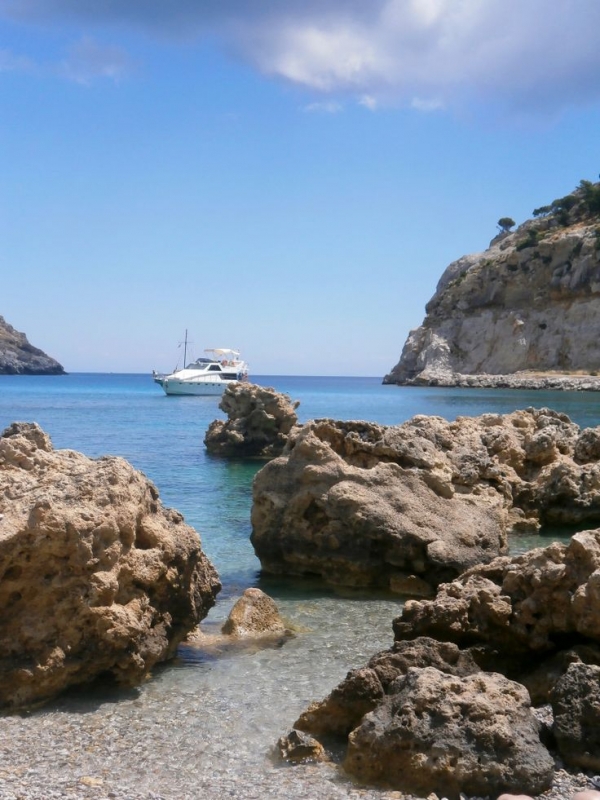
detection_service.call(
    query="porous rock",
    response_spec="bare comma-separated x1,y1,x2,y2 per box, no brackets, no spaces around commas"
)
0,421,221,710
221,587,288,637
393,530,600,662
204,382,299,458
552,662,600,771
295,637,480,738
276,729,326,763
252,407,600,592
344,667,553,799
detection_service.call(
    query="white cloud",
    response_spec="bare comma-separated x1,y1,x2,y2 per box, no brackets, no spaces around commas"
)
411,97,444,112
59,37,132,85
303,100,343,114
3,0,600,113
359,95,378,111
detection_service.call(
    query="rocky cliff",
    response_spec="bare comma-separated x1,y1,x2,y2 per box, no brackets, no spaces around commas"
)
0,316,65,375
384,179,600,389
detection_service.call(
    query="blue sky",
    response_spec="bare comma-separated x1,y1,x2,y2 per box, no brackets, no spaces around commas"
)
2,1,600,376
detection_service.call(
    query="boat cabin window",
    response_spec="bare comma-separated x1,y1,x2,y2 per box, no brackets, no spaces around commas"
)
208,364,222,372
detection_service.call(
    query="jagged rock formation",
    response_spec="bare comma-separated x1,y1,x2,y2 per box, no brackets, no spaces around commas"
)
384,180,600,389
0,422,221,710
0,316,65,375
251,407,600,593
204,382,299,458
290,531,600,796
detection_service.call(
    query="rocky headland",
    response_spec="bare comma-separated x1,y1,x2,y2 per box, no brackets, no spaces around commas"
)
0,421,220,710
384,178,600,390
0,315,65,375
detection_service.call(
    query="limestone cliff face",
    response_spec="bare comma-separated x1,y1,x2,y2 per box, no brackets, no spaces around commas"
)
0,316,65,375
384,181,600,388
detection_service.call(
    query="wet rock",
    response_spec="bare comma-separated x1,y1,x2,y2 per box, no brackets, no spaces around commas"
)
221,587,288,637
343,667,553,800
276,729,326,763
204,382,299,458
0,422,221,710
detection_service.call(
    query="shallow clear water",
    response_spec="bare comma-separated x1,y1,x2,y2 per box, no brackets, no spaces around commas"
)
1,374,598,798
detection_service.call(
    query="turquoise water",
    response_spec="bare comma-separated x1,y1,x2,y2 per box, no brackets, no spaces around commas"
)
1,373,599,599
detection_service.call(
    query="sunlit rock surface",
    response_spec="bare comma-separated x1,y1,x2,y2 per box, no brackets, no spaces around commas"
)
204,382,299,458
385,181,600,390
252,407,600,592
0,422,220,710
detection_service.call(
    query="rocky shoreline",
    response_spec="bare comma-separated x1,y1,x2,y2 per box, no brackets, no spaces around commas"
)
385,371,600,392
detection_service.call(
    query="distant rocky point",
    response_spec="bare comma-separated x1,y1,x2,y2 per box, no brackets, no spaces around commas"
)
385,178,600,390
0,315,65,375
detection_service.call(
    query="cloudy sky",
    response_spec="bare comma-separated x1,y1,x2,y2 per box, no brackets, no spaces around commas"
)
2,1,600,374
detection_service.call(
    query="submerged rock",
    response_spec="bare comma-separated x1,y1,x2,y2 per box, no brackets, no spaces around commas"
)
204,382,299,458
0,422,221,710
221,587,288,638
276,729,326,763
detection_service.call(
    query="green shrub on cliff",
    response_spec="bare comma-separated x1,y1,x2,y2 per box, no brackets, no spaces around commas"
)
579,180,600,215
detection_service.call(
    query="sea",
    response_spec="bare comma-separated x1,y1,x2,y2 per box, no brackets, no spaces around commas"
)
1,374,599,798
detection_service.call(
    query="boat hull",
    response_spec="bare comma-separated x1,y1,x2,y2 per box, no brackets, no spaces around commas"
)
155,377,235,396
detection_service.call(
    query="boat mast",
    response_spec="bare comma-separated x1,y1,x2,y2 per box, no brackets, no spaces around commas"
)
183,329,188,368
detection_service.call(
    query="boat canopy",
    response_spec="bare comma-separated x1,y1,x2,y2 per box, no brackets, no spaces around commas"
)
205,348,241,358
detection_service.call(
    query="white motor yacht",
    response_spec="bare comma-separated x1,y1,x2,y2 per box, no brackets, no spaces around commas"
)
153,336,249,396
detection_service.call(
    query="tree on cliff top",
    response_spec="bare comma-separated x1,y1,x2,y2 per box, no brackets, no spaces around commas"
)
497,217,515,233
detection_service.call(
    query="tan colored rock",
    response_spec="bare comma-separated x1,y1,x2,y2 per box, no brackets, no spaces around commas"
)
393,530,600,656
204,382,299,457
276,729,326,763
221,588,288,637
251,417,510,592
344,667,553,799
552,663,600,771
251,407,600,591
295,637,479,738
0,421,221,710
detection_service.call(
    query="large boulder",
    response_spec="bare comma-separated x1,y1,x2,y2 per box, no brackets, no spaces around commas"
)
204,382,299,458
289,531,600,792
0,422,221,710
252,408,600,592
295,637,480,738
344,667,554,800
